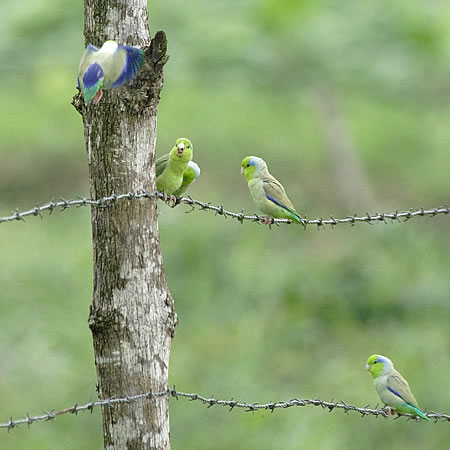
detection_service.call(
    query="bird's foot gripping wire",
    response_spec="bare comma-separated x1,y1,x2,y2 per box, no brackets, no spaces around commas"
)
165,194,178,208
260,215,274,225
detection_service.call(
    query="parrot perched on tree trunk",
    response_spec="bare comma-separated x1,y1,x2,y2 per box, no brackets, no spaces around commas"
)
78,41,144,105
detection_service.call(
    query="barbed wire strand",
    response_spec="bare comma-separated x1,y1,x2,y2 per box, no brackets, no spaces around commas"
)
0,190,448,228
1,387,448,431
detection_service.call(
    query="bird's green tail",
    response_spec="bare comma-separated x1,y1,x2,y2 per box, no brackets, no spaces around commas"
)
83,81,102,105
291,212,304,224
408,404,431,421
285,208,303,225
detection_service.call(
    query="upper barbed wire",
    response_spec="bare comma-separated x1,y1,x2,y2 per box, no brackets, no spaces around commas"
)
0,190,448,228
1,386,448,431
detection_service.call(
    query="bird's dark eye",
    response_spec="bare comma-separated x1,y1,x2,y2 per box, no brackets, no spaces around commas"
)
373,361,377,364
246,163,250,167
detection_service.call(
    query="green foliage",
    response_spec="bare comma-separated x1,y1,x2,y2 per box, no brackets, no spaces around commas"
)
0,0,449,448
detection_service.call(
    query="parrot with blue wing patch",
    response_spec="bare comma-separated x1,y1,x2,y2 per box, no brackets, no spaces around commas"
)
78,41,144,105
366,354,430,421
241,156,303,225
156,138,197,205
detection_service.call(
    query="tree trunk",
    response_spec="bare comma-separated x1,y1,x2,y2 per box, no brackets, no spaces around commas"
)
313,86,377,209
73,1,176,448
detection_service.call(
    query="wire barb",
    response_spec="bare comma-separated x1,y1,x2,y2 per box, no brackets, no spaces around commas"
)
0,192,448,228
2,388,447,431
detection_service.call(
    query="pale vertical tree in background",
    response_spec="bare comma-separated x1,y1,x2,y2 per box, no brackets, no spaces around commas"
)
314,87,377,209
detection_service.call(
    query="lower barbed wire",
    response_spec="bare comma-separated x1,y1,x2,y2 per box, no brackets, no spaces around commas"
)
1,387,448,430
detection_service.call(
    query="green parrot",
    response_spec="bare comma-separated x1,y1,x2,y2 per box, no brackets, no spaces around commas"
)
241,156,303,224
78,40,144,105
175,161,201,196
366,354,430,421
156,138,196,200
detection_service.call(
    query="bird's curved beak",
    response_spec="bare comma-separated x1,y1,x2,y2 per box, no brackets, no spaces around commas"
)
365,364,370,371
240,167,244,174
177,142,185,155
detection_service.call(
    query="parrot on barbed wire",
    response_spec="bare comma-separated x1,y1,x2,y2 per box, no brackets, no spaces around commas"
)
174,161,201,196
241,156,303,225
156,138,198,205
77,40,144,105
366,354,430,421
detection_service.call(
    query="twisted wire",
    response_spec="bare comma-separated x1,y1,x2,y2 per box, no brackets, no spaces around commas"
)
1,387,448,431
1,190,448,228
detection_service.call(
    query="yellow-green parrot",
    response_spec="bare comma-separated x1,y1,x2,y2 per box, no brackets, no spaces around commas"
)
156,138,196,204
241,156,303,224
78,41,144,105
366,354,430,421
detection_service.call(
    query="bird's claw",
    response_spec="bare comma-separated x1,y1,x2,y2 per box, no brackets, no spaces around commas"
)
260,216,274,225
92,88,103,105
165,194,178,208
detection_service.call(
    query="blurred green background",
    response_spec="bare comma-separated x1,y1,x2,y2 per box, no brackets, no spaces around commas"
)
1,1,449,448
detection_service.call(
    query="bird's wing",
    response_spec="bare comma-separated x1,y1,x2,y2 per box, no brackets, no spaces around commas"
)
386,374,418,407
110,45,145,88
187,161,201,181
78,44,99,87
172,161,200,196
261,177,296,213
155,153,170,177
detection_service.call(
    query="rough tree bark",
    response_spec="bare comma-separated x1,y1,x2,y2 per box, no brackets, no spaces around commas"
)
73,1,176,448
